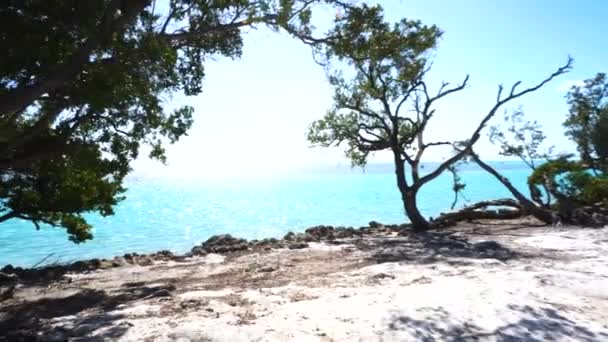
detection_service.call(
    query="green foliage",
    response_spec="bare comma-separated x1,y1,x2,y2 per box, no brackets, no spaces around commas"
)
565,73,608,172
529,157,607,207
489,107,551,169
524,72,608,211
0,0,341,241
307,4,442,167
447,164,467,209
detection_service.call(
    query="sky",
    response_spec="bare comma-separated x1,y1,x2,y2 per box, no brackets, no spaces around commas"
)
132,0,608,178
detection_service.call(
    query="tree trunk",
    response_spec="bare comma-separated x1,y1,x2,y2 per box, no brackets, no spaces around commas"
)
393,150,430,231
471,154,553,224
402,189,430,231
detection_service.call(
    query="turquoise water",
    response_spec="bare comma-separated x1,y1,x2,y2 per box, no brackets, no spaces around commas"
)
0,162,531,267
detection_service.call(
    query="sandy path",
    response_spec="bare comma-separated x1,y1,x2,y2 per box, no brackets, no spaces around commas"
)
1,219,608,341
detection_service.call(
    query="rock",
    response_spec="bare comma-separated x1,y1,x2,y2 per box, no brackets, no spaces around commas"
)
201,234,249,253
90,259,102,269
258,265,277,273
70,260,87,271
334,227,361,239
0,272,17,283
111,257,126,267
305,225,334,240
0,285,16,301
369,221,382,228
0,265,14,273
137,256,154,266
301,233,319,242
123,253,136,264
472,241,503,251
284,232,296,241
98,260,116,269
190,246,207,256
293,233,318,242
146,289,172,299
288,242,309,250
153,250,174,260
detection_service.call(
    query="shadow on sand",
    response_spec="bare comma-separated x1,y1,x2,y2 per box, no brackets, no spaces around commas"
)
387,304,608,341
0,282,175,341
354,230,519,264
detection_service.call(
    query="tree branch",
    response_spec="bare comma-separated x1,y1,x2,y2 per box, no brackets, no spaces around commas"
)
418,58,572,187
0,211,17,223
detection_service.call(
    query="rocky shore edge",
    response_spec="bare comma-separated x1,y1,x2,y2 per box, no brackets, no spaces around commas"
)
0,221,408,286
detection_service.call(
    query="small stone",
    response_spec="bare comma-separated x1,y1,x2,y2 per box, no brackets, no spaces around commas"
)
112,257,126,267
288,242,309,250
147,289,172,299
258,265,277,273
137,257,154,266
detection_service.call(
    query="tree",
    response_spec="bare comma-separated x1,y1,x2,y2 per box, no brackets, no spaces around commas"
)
565,73,608,172
0,0,350,241
307,5,572,230
465,107,558,223
525,73,608,220
480,72,608,225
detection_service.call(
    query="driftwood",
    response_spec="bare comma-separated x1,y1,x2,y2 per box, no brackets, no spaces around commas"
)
432,199,525,228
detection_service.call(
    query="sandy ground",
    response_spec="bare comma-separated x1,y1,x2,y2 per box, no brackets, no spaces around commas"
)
1,218,608,341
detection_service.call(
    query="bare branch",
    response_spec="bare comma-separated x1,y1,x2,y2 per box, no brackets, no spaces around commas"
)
496,85,503,103
418,58,572,187
509,81,522,97
423,141,452,148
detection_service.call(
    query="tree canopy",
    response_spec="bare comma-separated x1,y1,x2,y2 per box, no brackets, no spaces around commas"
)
0,0,350,241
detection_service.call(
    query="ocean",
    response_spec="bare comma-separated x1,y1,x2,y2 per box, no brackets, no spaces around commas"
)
0,161,532,267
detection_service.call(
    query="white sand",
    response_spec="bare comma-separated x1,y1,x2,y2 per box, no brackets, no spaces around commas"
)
2,220,608,341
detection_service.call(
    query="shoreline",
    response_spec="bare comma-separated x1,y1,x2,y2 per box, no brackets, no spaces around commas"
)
0,221,409,282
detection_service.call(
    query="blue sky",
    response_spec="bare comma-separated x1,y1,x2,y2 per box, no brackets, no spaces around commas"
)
133,0,607,177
